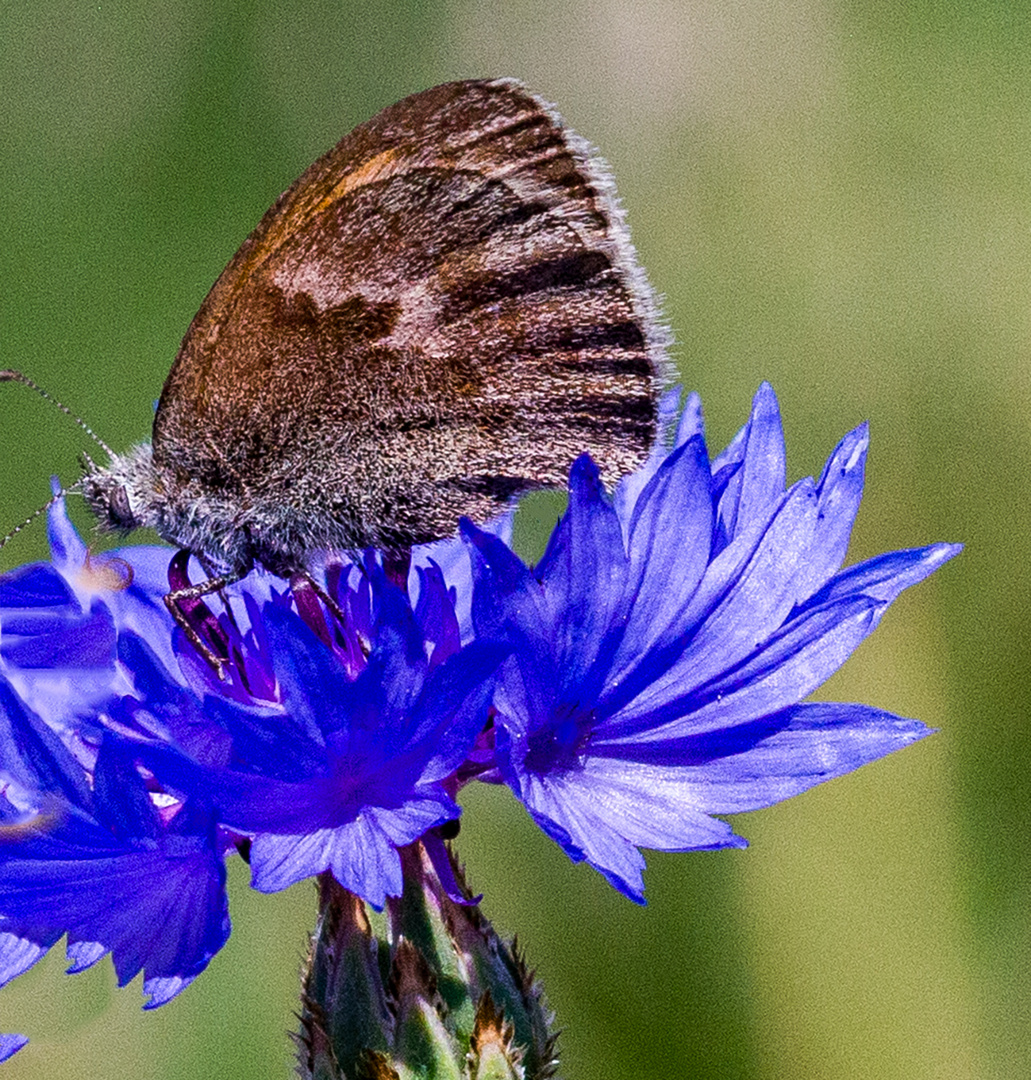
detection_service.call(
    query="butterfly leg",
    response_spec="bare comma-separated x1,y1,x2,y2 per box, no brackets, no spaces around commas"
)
164,549,247,676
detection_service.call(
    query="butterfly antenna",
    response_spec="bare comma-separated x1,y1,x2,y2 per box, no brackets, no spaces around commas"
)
0,480,82,553
1,369,114,458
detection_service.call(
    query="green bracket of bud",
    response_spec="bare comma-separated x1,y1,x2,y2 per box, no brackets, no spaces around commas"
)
296,841,559,1080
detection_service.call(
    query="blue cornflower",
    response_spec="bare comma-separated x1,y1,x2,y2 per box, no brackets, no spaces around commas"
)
461,383,960,902
1,516,232,1007
0,380,959,1024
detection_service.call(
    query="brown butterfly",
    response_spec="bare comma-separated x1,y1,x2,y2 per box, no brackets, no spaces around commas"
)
74,79,668,653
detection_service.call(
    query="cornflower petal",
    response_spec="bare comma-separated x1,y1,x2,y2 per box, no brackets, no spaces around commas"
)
613,386,687,522
46,491,183,677
791,423,869,602
620,435,714,659
642,702,934,813
711,381,786,547
0,1034,28,1062
411,512,515,643
534,456,630,686
500,742,746,902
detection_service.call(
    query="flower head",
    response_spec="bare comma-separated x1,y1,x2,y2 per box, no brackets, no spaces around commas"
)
0,381,959,1022
0,673,230,1007
140,561,502,906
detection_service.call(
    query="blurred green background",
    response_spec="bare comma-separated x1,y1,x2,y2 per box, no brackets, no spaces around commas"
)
0,1,1024,1077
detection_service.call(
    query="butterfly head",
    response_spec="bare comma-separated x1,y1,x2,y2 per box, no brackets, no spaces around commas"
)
82,444,157,535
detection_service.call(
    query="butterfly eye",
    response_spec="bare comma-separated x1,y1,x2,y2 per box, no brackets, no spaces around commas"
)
108,485,136,530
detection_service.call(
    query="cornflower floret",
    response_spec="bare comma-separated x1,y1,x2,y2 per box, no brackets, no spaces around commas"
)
461,383,961,901
0,671,230,1008
139,559,503,906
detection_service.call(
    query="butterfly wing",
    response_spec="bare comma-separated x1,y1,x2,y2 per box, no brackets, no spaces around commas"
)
153,79,668,560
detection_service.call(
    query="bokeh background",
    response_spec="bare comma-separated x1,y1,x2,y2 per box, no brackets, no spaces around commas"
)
0,2,1025,1077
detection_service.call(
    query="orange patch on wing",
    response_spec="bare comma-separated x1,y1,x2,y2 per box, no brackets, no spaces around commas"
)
318,147,405,213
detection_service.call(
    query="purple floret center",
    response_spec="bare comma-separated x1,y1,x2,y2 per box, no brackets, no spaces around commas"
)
524,702,596,774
